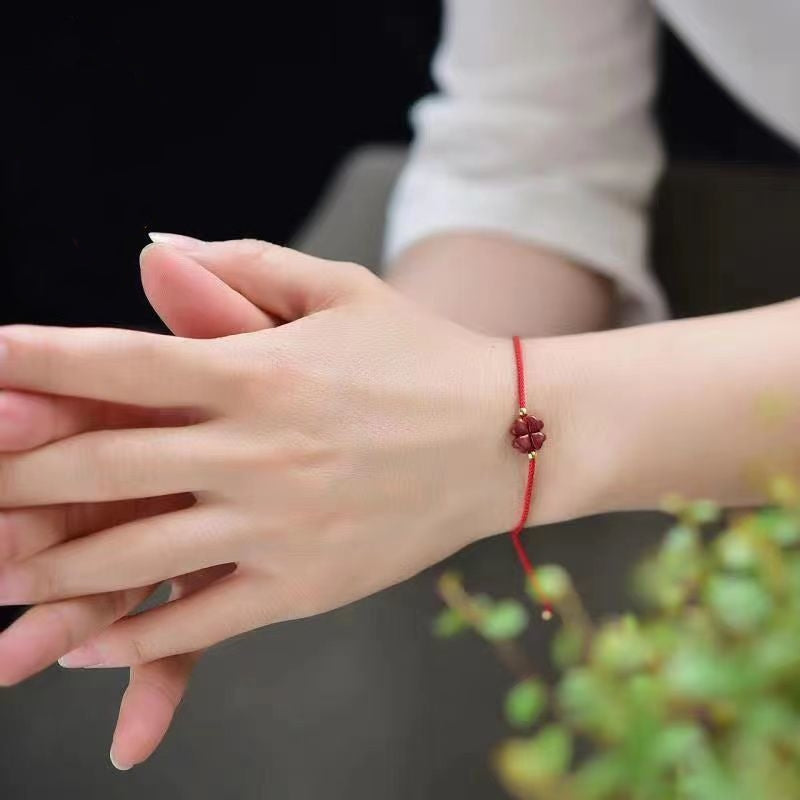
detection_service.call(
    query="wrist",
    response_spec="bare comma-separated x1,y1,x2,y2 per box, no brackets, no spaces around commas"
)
388,233,614,337
466,333,615,540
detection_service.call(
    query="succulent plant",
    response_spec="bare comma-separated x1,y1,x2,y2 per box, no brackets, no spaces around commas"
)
433,478,800,799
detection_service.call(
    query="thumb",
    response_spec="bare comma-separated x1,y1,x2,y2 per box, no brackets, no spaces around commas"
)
140,243,274,338
148,233,377,322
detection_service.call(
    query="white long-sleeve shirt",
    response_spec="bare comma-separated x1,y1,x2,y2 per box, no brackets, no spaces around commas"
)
385,1,800,325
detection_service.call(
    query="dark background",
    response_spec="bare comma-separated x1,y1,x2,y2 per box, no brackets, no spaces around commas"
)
1,6,797,332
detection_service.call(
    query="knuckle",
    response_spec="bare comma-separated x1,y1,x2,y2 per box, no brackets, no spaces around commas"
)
214,340,299,402
242,238,282,262
226,238,285,271
131,671,183,709
205,338,261,390
127,634,149,665
337,260,379,291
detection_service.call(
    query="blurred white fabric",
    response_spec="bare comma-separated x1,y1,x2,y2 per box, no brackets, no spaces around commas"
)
386,1,800,326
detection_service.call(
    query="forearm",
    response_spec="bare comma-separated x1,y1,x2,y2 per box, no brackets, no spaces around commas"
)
386,232,614,337
506,298,800,529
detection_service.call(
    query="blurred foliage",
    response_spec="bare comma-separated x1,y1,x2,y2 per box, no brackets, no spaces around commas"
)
434,488,800,799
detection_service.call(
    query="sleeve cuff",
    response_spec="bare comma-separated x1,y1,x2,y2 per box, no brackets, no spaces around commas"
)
384,168,668,327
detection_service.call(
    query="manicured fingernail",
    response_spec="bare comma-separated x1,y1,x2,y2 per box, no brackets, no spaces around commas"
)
148,232,208,250
58,642,105,669
110,749,133,771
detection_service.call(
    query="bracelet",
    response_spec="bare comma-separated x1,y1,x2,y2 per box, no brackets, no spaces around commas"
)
509,336,553,620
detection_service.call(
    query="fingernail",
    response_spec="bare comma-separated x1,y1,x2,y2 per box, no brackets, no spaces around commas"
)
110,749,133,772
148,232,208,250
58,642,106,669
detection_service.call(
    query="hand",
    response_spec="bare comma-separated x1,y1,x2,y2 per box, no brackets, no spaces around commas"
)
0,241,559,673
0,242,272,768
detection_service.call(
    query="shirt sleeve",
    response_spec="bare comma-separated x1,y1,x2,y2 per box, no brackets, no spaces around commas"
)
384,0,667,326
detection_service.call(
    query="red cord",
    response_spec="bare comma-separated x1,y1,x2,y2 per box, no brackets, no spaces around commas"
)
510,336,553,620
514,334,527,410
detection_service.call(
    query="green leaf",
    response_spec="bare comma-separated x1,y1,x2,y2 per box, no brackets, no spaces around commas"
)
529,724,572,776
557,668,627,740
662,524,701,558
592,616,654,674
677,738,743,800
504,679,547,729
528,564,571,603
768,475,800,508
653,723,704,767
758,508,800,546
480,600,529,641
571,753,628,799
706,574,773,634
716,532,759,570
496,725,573,793
551,626,584,669
664,646,756,701
752,628,800,679
685,499,721,525
431,607,468,638
636,524,705,611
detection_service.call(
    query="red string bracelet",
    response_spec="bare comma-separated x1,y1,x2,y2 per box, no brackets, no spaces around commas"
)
508,335,553,621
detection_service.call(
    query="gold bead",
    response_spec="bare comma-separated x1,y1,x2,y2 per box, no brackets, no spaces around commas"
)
519,407,527,417
528,452,537,461
541,609,553,621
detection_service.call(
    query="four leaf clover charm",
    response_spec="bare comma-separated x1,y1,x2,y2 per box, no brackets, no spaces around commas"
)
510,413,546,455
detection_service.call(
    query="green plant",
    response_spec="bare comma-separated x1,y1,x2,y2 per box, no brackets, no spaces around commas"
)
433,477,800,799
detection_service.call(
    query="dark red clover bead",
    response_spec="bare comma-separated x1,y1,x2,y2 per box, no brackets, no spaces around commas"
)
510,414,546,454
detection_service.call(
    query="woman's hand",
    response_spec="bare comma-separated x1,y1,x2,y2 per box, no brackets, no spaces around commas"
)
0,242,275,769
0,241,570,671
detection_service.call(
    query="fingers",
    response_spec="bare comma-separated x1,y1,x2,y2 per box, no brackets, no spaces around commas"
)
0,562,229,687
109,653,199,771
0,506,239,604
0,584,153,686
140,244,277,337
99,241,274,771
0,495,193,566
0,325,224,409
107,563,235,770
0,391,101,452
0,389,195,453
56,573,277,666
150,236,378,321
0,426,208,507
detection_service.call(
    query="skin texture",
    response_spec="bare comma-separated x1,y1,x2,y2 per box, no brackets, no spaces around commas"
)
0,237,798,770
0,243,274,769
387,233,614,337
1,231,607,769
